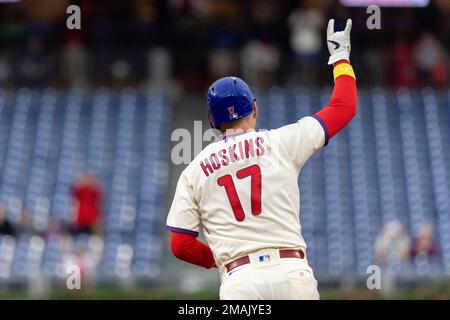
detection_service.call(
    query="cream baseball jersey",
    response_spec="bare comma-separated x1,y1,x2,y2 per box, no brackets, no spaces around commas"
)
167,116,326,268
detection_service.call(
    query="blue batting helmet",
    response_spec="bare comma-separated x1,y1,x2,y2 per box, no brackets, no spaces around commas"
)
207,76,255,129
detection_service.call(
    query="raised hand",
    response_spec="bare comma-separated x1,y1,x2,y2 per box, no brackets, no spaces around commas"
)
327,18,352,65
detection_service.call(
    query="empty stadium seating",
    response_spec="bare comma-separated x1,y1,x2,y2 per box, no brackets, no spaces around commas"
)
0,88,171,283
0,86,449,284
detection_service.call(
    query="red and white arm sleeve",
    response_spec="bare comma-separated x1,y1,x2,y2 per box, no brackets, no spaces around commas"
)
170,232,216,269
314,60,357,144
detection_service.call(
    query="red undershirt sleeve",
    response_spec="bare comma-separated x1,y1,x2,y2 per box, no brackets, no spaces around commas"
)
170,232,216,269
314,60,357,143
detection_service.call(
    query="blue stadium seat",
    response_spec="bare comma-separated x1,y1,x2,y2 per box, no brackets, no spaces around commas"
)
0,88,171,281
0,86,449,281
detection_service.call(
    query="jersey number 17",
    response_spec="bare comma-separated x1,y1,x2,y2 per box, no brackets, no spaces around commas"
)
217,164,262,222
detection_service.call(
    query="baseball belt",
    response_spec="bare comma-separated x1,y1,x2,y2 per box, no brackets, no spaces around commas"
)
225,249,305,273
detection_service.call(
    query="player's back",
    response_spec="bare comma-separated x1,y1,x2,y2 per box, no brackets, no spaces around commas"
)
167,116,325,266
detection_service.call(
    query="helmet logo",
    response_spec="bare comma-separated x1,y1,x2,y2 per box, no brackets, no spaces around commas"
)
228,106,238,119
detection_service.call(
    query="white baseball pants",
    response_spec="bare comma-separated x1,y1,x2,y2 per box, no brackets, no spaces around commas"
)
219,249,320,300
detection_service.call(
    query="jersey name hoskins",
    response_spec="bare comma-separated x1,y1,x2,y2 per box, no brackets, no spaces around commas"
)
200,137,265,177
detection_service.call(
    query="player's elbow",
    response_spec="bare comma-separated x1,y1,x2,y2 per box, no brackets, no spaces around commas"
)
171,243,183,260
335,95,358,125
344,87,358,123
351,83,358,115
334,75,358,122
349,97,357,120
170,240,184,260
170,232,191,260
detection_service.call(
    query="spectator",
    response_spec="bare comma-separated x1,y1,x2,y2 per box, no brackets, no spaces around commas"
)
240,0,284,88
390,39,415,88
206,1,240,80
375,220,411,265
411,222,438,260
71,171,103,236
374,219,411,296
146,46,179,95
240,40,280,89
0,204,16,236
413,31,448,88
288,0,325,86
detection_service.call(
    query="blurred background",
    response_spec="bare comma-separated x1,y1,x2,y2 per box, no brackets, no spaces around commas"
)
0,0,449,299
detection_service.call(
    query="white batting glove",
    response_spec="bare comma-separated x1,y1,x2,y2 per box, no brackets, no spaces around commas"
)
327,18,352,65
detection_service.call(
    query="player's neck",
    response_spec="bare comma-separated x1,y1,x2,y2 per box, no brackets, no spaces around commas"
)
221,126,256,139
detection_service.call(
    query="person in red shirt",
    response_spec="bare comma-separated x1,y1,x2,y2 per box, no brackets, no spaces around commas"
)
71,171,103,235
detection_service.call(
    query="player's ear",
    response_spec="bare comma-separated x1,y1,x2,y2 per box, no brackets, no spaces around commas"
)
252,100,258,119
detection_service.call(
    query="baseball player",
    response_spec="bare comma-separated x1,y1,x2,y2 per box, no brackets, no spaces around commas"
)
167,19,357,299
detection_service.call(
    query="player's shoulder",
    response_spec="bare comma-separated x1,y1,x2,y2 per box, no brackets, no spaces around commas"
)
273,116,323,135
281,115,321,128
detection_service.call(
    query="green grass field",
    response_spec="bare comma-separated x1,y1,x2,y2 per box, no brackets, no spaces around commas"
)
1,283,449,300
